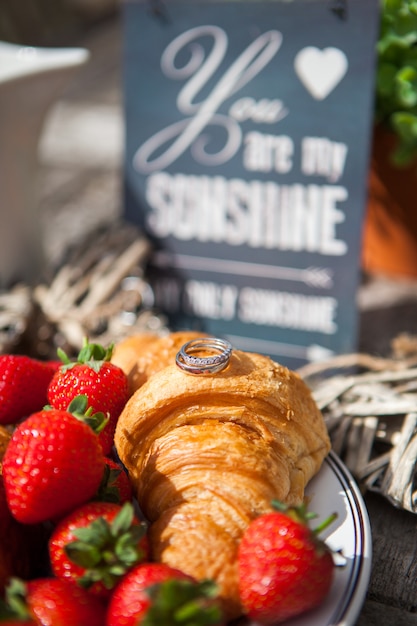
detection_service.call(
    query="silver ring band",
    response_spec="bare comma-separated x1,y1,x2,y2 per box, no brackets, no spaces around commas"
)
175,337,232,375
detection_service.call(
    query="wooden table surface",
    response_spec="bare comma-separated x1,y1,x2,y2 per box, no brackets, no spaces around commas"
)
355,492,417,625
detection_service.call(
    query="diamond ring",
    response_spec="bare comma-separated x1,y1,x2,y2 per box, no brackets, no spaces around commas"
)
175,337,233,375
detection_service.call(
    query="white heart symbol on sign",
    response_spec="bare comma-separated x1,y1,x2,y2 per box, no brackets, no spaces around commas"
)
294,47,348,100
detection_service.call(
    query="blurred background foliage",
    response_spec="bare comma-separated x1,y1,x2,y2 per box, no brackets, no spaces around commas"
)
373,0,417,164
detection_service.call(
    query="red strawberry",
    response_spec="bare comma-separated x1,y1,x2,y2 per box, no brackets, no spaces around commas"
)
238,502,337,624
2,403,105,524
106,562,224,626
0,355,58,425
95,457,134,505
0,577,106,626
49,501,149,599
48,340,130,455
0,477,47,592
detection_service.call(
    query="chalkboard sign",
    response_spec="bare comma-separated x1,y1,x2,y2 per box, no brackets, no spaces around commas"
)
123,0,380,369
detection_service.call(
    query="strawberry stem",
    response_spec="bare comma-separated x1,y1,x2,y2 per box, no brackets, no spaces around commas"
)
313,512,338,536
57,346,72,366
67,394,109,434
77,337,114,364
142,579,223,626
95,464,124,504
270,500,338,534
271,500,317,524
65,502,147,591
56,338,114,372
0,578,31,620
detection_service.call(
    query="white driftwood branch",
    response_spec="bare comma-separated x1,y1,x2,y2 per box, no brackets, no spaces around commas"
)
300,347,417,514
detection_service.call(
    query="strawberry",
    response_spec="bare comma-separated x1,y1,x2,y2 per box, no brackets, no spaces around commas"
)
0,477,47,592
2,400,105,524
0,355,59,425
48,340,130,455
49,501,149,599
106,562,224,626
0,576,106,626
95,457,134,505
238,501,337,624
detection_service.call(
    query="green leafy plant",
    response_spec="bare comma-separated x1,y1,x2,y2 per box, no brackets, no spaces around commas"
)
375,0,417,165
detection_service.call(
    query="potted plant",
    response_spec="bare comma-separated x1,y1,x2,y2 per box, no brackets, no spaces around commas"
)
362,0,417,277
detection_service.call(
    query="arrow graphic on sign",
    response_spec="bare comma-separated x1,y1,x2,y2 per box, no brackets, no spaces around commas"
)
225,334,335,362
152,252,334,289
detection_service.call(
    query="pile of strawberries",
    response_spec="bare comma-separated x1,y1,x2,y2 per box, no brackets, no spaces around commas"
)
0,340,337,626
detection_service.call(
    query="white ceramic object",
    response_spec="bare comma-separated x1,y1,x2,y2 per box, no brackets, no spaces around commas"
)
0,41,89,289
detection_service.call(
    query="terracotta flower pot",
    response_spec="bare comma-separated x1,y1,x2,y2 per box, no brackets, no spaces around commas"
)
362,126,417,278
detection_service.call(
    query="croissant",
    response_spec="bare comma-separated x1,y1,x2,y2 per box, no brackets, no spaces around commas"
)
111,330,208,394
114,345,330,619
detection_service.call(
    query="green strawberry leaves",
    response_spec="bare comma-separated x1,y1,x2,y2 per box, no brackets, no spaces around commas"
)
271,499,337,533
57,338,114,373
271,500,339,558
376,0,417,164
77,340,114,364
0,578,31,620
95,463,124,504
142,579,223,626
44,394,109,435
67,395,109,434
64,502,147,591
271,499,317,524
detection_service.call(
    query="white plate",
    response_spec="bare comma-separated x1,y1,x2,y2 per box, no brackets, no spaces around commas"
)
248,450,372,626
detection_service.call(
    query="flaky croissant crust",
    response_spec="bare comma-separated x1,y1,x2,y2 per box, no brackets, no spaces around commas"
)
115,348,330,618
111,330,209,394
115,349,329,505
